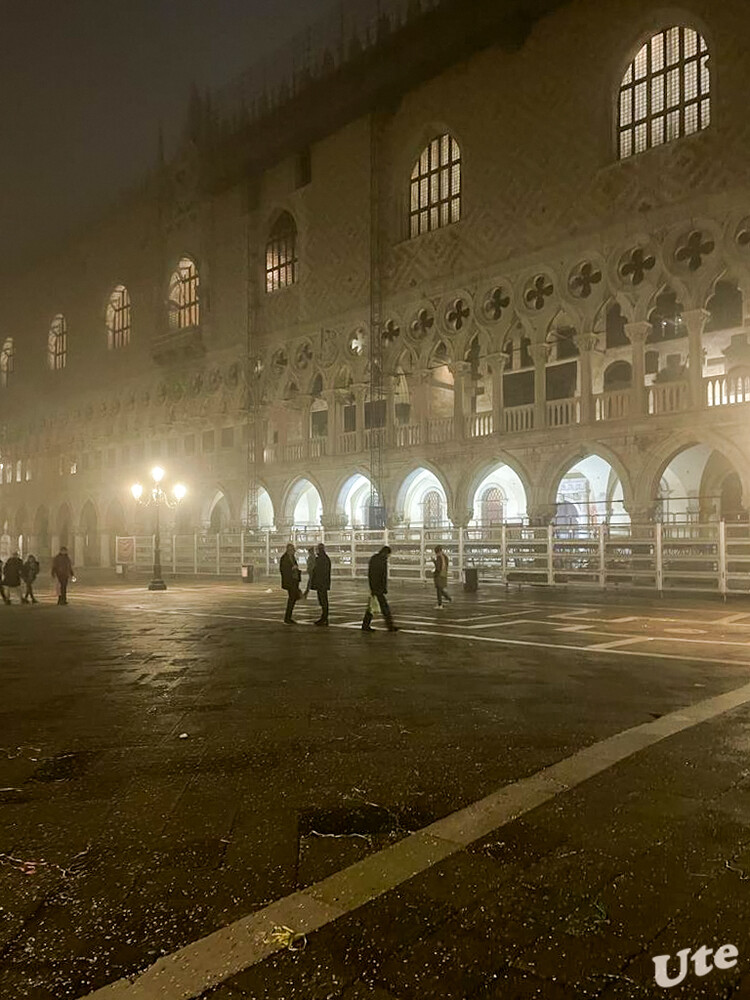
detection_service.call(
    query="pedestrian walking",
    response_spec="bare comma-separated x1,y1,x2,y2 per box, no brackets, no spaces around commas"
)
2,552,24,604
362,545,399,632
51,546,75,605
310,542,331,625
0,559,9,605
279,542,302,624
304,546,316,598
432,545,452,609
21,554,40,604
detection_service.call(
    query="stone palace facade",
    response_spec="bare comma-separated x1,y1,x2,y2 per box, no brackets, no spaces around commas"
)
1,0,750,567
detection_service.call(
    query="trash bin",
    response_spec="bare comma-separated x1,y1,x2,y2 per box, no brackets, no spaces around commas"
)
241,564,254,584
463,567,478,593
115,563,126,577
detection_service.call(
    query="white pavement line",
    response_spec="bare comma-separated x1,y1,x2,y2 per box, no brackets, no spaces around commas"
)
588,637,654,651
81,680,750,1000
70,599,750,666
558,624,596,632
715,613,750,625
395,627,750,668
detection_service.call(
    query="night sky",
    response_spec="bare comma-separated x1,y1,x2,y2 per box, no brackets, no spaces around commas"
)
0,0,325,265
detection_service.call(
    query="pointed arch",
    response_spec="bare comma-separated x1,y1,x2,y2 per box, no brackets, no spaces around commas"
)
266,211,298,292
168,256,199,330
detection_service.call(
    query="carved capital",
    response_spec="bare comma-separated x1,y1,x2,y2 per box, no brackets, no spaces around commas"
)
624,321,651,346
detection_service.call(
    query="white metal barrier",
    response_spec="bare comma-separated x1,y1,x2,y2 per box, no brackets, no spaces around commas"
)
115,522,750,596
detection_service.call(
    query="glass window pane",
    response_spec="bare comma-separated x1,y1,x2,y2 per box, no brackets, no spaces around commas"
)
620,88,633,126
667,67,680,107
684,59,697,101
667,27,680,65
684,27,697,58
634,45,647,79
651,33,664,72
685,102,698,135
634,81,647,121
667,109,680,140
635,122,647,153
651,76,664,114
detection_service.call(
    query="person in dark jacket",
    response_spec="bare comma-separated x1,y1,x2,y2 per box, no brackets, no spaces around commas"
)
2,552,24,604
21,554,40,604
304,546,316,598
51,546,74,605
309,542,331,625
279,542,302,624
362,545,398,632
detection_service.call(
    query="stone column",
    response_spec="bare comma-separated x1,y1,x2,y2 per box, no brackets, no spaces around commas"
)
354,384,367,452
322,389,336,456
410,371,431,445
575,332,599,425
450,361,471,441
530,343,548,430
624,321,650,416
486,353,508,436
682,308,709,409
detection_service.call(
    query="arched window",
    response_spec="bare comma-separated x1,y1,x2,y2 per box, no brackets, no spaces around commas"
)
106,285,131,349
265,213,298,293
480,487,505,526
0,337,13,388
168,258,199,330
618,26,710,160
410,133,461,238
48,315,67,370
422,489,444,527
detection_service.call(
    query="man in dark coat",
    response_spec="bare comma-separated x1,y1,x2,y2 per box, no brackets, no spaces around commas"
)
2,552,24,604
51,546,74,605
279,542,302,624
310,542,331,625
21,554,40,604
362,545,398,632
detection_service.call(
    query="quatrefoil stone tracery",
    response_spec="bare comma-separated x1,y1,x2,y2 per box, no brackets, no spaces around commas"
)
446,298,470,332
295,343,313,369
525,275,554,311
483,287,510,321
382,319,401,344
569,262,602,299
410,308,434,339
675,231,715,272
619,247,656,287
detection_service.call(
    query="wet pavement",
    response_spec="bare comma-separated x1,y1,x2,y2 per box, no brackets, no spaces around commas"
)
2,578,750,998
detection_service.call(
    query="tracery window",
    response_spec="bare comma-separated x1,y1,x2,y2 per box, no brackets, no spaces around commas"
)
618,26,710,160
106,285,131,349
409,133,461,238
422,489,444,527
480,487,505,526
48,314,67,370
0,337,13,387
265,213,298,293
168,257,200,330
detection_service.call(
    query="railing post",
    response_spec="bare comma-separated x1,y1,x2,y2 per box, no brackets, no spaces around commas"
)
240,532,245,567
719,519,728,599
598,523,605,589
655,522,663,595
193,534,198,575
547,523,554,585
351,530,356,578
266,530,271,576
173,534,177,575
501,523,507,583
458,525,465,583
420,526,426,582
216,534,221,575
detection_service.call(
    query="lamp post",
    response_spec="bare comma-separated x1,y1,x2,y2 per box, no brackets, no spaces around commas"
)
131,467,187,591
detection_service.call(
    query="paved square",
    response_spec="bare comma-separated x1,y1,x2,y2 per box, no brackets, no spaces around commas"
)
2,578,750,998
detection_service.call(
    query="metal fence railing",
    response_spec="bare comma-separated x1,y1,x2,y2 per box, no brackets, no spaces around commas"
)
115,522,750,596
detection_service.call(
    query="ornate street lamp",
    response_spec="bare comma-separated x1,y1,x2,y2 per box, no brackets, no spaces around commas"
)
131,466,187,591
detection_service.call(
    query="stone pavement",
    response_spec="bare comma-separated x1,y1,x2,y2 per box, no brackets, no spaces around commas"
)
1,578,750,998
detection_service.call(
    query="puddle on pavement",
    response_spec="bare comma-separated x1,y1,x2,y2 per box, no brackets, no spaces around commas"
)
28,751,101,783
